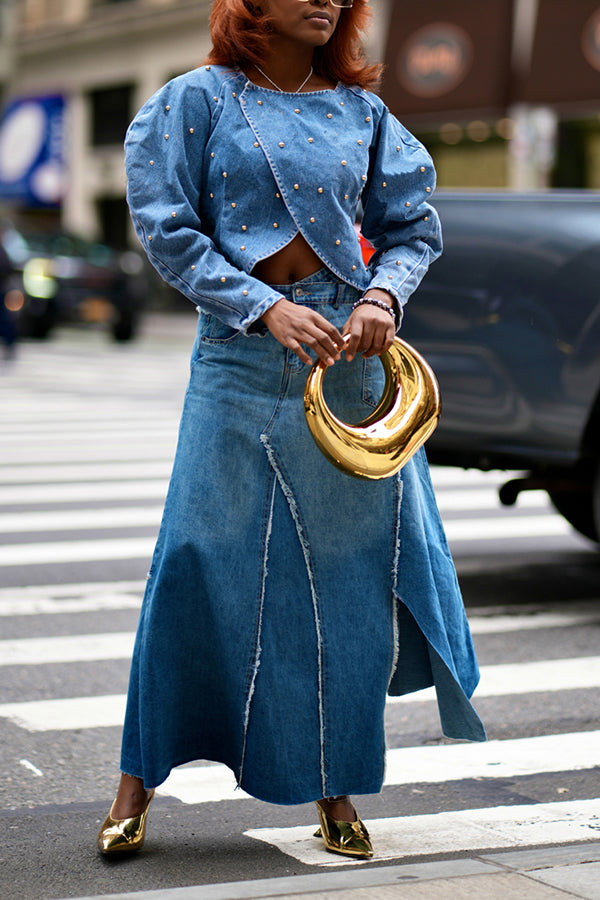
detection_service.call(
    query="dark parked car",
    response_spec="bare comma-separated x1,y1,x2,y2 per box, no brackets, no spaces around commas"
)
0,222,148,341
397,191,600,544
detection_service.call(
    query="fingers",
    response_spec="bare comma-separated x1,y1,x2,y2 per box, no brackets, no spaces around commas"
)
343,307,395,362
262,299,344,366
262,298,394,367
294,318,344,366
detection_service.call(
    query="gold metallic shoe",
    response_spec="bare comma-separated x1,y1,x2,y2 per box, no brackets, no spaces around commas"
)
314,799,373,859
97,790,154,855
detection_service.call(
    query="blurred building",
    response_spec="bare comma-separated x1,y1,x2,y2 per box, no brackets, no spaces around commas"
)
381,0,600,191
0,0,213,245
0,0,599,247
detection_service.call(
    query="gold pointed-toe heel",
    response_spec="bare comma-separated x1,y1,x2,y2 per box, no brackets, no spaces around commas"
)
314,800,373,859
97,790,154,855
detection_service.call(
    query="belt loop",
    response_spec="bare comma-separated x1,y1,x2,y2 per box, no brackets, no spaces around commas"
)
333,282,344,309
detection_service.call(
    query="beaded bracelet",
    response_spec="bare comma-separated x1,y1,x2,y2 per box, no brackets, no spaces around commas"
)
351,297,396,321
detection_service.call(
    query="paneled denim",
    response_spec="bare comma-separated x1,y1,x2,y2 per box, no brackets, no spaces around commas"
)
121,271,484,804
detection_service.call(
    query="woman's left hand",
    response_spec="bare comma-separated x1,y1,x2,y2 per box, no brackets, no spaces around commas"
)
342,290,396,362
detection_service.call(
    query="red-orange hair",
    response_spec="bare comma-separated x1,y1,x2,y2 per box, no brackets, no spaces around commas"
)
204,0,383,91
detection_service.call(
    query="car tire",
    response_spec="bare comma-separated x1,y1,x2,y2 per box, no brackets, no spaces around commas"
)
21,306,56,340
548,464,600,544
112,310,137,342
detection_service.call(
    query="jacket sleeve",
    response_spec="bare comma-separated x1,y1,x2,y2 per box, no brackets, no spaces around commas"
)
125,72,284,333
360,103,442,327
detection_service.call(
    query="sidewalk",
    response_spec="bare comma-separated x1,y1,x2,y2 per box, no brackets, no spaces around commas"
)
63,842,600,900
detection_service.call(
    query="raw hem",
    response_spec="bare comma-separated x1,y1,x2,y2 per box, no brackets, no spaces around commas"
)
119,752,384,806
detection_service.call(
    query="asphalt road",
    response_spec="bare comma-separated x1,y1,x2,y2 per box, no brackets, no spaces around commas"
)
1,316,599,900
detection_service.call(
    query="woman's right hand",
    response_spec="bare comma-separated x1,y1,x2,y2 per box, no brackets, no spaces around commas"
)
261,299,344,367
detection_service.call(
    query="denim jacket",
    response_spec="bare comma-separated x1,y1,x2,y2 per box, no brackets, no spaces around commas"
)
125,65,442,333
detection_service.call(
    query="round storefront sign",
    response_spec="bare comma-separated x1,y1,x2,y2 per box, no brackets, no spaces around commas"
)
582,7,600,72
397,23,473,98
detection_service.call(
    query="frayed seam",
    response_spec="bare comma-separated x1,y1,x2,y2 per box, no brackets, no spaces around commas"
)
259,433,327,797
238,472,276,786
388,474,403,688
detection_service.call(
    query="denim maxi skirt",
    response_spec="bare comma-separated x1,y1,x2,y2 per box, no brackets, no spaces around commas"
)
120,269,485,805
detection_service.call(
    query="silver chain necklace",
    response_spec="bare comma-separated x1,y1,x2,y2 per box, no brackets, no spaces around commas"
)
254,64,313,94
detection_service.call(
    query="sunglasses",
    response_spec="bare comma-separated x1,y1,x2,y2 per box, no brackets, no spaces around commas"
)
297,0,354,7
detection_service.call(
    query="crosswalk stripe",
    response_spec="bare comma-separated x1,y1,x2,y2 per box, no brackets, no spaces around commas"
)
0,632,135,665
0,480,168,506
1,657,598,729
0,536,156,567
435,489,547,512
0,506,163,534
0,514,572,566
388,656,600,704
0,412,177,429
0,580,145,616
443,514,572,540
0,430,176,450
0,576,595,630
0,445,176,465
429,468,518,487
468,611,600,633
0,472,543,516
0,461,173,484
5,576,590,627
0,694,126,731
2,611,598,659
155,731,600,806
245,798,600,867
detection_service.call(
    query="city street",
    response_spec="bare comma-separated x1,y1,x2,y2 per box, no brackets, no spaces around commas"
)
1,315,600,900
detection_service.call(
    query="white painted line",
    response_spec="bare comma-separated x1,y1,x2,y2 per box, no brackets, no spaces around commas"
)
435,489,548,512
388,656,600,705
0,632,135,666
468,611,600,634
0,480,167,506
443,514,571,542
0,412,176,430
0,536,155,567
0,506,163,534
430,468,514,487
0,694,126,731
0,429,176,450
158,766,250,805
382,731,600,787
2,659,599,730
245,798,600,867
0,461,172,484
0,581,144,617
0,516,569,564
1,610,596,664
0,445,175,465
156,731,600,806
475,655,600,698
0,536,156,567
0,593,142,617
19,759,43,777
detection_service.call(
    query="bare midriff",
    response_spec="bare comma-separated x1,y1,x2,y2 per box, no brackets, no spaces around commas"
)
252,232,325,285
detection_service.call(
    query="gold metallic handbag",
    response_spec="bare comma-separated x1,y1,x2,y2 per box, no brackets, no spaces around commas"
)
304,336,441,480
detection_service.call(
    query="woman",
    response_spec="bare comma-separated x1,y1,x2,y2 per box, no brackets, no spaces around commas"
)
98,0,485,860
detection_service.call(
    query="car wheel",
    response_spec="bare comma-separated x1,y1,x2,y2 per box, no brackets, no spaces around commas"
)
548,464,600,544
112,310,137,342
21,306,56,339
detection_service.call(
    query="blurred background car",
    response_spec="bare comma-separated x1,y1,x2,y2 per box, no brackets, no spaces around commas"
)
0,220,148,341
392,190,600,544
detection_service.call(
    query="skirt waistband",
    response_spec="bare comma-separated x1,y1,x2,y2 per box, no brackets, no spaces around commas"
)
270,268,360,307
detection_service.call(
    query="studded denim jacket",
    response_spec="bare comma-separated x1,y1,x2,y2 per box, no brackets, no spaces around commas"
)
124,65,442,333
